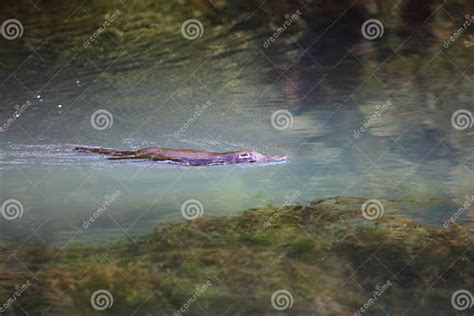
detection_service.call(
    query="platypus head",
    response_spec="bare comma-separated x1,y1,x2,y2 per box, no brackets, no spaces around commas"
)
233,151,287,164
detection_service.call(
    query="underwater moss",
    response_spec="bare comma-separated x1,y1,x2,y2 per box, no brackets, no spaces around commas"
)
0,197,472,315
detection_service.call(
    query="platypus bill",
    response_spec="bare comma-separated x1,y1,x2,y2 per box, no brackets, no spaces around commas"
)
74,146,287,166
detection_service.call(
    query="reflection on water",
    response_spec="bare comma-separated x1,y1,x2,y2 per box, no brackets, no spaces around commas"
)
0,0,473,244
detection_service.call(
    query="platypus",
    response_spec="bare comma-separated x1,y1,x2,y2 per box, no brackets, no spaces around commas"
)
74,146,287,166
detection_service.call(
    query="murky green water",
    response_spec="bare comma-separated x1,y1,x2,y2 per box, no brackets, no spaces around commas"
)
1,0,473,244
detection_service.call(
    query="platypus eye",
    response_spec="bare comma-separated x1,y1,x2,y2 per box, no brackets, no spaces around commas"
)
238,153,250,158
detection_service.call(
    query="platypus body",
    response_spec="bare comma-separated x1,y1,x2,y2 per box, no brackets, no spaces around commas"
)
74,146,287,166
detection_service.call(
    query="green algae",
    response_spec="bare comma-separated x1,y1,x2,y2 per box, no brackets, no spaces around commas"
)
0,197,472,315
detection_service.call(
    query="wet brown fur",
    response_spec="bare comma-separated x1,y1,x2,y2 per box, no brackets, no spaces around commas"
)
73,146,285,165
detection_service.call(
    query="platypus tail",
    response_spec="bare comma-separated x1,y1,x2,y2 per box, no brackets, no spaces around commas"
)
74,146,137,157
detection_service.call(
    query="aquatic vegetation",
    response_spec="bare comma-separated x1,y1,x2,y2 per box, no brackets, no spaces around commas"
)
0,197,472,315
1,0,473,314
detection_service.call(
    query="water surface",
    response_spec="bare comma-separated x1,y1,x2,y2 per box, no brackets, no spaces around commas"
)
1,0,473,244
